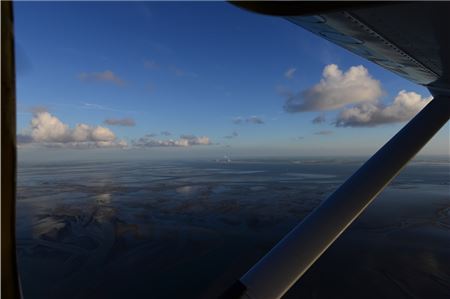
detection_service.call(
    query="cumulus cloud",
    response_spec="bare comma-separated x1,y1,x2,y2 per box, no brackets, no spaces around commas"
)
233,116,265,125
180,135,212,145
19,111,126,148
278,64,431,128
284,64,383,112
31,112,70,142
336,90,432,127
285,67,296,79
224,131,238,139
78,70,125,86
312,114,326,124
314,130,333,135
104,118,136,127
133,134,212,148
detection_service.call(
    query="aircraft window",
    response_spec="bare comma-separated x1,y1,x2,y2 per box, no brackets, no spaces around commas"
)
13,2,450,299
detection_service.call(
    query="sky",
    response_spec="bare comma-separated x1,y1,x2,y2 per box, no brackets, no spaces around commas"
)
14,2,449,161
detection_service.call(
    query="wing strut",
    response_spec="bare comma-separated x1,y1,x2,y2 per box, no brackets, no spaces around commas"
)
221,95,450,299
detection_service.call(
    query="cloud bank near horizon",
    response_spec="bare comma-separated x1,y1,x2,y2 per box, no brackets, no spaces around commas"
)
132,134,212,148
18,111,127,149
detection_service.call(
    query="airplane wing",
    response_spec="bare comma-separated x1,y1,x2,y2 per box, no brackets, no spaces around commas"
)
221,2,450,299
235,2,450,95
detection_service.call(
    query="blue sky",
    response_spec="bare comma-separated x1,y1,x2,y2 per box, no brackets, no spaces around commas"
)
14,2,448,160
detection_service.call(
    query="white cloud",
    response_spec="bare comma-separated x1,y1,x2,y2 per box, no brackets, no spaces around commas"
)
72,124,91,142
133,134,212,148
78,70,125,86
20,111,126,148
180,135,212,145
91,126,116,141
284,67,296,79
31,111,71,142
336,90,432,127
284,64,383,112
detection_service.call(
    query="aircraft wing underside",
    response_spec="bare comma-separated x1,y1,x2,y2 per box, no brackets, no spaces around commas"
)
287,2,450,95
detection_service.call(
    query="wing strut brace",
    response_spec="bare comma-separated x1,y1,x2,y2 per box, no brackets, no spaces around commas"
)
221,95,450,299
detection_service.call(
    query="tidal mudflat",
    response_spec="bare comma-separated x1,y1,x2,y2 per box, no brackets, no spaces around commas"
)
16,158,450,298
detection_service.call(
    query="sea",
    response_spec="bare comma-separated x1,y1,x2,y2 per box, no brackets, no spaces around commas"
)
16,157,450,299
